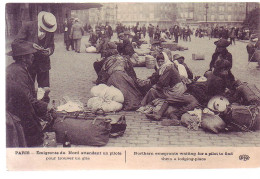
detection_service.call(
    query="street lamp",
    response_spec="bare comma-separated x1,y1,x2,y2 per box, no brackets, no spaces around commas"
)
205,3,209,24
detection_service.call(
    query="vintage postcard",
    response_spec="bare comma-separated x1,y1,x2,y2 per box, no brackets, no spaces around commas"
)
5,1,260,170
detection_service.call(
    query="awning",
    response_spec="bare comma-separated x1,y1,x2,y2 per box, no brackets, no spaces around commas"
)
62,3,102,10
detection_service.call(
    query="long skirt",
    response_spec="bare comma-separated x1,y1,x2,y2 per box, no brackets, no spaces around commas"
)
107,71,143,111
141,82,187,106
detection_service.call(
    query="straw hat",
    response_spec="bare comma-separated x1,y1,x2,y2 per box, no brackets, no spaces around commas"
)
207,96,230,113
38,11,57,32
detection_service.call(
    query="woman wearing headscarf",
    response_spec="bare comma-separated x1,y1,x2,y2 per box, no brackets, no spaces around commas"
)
96,42,143,111
141,53,186,106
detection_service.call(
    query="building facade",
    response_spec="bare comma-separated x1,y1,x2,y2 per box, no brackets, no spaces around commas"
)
117,2,177,29
176,2,260,27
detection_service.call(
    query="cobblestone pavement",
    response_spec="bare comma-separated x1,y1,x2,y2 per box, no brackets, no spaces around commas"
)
6,34,260,147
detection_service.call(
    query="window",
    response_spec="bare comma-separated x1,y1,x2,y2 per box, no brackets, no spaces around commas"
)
228,15,232,21
211,15,215,21
219,15,224,20
219,6,225,11
189,12,193,19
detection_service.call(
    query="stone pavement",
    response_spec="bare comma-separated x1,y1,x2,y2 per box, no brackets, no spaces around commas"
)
5,33,260,147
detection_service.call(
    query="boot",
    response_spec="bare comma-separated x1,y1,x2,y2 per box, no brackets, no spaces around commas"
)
146,102,169,121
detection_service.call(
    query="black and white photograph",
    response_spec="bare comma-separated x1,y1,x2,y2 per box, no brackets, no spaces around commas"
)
4,1,260,170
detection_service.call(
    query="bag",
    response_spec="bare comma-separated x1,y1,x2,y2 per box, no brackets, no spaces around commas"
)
86,46,97,53
235,82,260,105
201,113,226,133
107,115,127,138
42,132,57,147
224,104,260,131
53,116,111,146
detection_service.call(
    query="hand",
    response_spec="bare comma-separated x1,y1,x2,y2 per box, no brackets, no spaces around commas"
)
41,48,51,56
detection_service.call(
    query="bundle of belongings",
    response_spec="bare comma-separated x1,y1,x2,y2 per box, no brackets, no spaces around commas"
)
87,84,124,112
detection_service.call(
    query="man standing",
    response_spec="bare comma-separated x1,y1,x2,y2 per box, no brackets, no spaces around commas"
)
148,24,154,44
105,22,113,40
142,24,146,39
15,11,56,88
70,18,84,53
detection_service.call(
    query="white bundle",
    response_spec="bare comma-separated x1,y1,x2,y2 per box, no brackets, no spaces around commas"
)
86,46,97,53
56,101,84,112
103,86,124,103
88,84,124,112
101,101,123,112
90,84,109,97
87,97,104,111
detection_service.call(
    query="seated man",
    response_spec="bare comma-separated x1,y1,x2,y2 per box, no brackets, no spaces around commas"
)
88,29,99,47
6,40,53,147
116,32,143,66
173,54,193,80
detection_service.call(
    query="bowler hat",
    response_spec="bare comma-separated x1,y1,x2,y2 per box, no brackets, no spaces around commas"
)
38,11,57,33
214,39,231,48
173,54,184,61
7,40,38,57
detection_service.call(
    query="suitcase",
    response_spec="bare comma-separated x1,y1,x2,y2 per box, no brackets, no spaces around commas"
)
235,82,260,105
224,104,260,132
53,116,111,146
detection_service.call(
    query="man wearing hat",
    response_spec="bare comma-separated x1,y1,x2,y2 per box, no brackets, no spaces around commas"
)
15,11,57,89
70,18,84,53
6,40,53,147
209,39,232,71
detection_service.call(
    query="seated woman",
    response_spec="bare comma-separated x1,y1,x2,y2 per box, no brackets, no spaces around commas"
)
142,53,198,121
96,43,143,111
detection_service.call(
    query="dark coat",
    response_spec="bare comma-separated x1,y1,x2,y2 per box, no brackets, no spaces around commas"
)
6,62,47,146
16,20,55,73
7,62,48,117
210,50,233,70
117,38,135,57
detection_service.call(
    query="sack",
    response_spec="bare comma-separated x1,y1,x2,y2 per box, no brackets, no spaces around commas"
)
181,113,201,130
104,86,124,103
87,97,104,111
90,84,109,97
101,101,123,112
225,104,260,131
42,132,57,147
107,115,127,138
86,46,97,53
53,117,111,146
201,113,226,133
235,82,260,105
161,42,178,51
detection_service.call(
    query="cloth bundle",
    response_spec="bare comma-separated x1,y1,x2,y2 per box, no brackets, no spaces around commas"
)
86,46,97,53
87,84,124,112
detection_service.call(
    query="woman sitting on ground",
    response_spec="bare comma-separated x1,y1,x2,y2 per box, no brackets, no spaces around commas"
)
96,42,143,111
141,53,187,106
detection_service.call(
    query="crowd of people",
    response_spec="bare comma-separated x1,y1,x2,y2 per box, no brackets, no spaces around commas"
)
6,11,260,147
